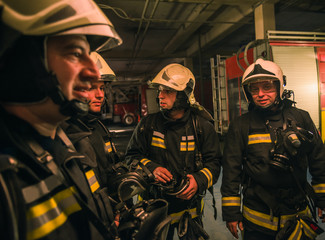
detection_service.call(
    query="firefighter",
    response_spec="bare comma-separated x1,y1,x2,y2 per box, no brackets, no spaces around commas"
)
0,0,123,239
221,58,325,240
125,63,222,239
61,52,121,190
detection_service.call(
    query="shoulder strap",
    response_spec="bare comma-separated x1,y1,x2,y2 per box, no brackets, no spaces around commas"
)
25,132,118,239
191,114,217,220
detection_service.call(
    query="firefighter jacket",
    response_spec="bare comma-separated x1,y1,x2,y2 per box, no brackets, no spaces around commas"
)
221,102,325,236
0,108,115,240
125,109,221,224
61,114,120,188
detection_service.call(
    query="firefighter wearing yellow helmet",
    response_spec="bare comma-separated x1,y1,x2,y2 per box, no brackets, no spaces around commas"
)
0,0,125,239
221,58,325,240
125,63,222,239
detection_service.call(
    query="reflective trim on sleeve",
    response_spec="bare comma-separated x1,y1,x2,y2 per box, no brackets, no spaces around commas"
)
312,184,325,193
200,168,213,188
222,196,241,207
140,158,151,166
85,169,100,193
248,134,272,145
26,187,81,240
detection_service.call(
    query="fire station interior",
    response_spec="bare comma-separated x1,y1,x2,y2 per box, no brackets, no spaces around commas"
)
96,1,325,239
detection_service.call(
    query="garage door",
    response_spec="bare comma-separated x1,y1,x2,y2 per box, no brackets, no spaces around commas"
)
271,46,319,128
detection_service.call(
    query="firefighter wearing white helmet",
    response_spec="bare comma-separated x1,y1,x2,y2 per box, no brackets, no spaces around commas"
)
0,0,122,116
90,52,117,82
221,58,325,240
126,63,222,239
241,58,285,110
0,0,125,239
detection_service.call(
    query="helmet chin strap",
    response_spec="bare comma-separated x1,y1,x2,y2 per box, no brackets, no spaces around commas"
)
48,74,89,117
44,38,89,118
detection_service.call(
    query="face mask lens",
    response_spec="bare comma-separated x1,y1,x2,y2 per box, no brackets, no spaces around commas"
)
248,80,276,94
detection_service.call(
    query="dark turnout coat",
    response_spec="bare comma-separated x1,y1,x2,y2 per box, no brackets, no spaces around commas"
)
125,109,222,224
0,108,114,240
221,103,325,236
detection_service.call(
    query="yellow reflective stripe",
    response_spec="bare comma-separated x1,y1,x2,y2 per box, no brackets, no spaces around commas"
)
85,169,100,193
288,220,302,240
279,207,310,228
137,195,143,202
312,184,325,193
187,141,195,151
244,206,311,232
200,168,213,188
222,196,241,207
151,137,166,149
140,158,151,165
248,134,271,145
300,218,317,239
105,141,112,153
169,199,204,224
243,206,279,231
180,142,195,151
26,187,81,240
180,142,187,151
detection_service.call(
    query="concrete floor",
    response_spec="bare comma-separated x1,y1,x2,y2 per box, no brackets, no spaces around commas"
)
108,123,325,240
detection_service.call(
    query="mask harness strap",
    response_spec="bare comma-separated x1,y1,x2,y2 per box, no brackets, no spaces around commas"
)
267,116,317,222
25,131,119,240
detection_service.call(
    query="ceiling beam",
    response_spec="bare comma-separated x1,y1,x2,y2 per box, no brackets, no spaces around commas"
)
185,4,254,56
164,3,222,54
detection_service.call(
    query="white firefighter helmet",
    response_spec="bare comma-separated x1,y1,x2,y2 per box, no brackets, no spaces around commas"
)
90,52,116,81
0,0,122,51
242,58,285,102
150,63,196,105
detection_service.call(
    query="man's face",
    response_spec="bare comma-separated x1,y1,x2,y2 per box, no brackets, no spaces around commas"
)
248,80,278,108
88,81,105,113
47,35,100,104
158,86,177,110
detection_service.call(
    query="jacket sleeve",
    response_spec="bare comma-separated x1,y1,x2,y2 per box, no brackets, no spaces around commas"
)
124,117,161,172
301,111,325,208
220,117,245,222
191,118,222,195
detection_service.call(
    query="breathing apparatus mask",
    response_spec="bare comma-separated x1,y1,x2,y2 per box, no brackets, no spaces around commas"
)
152,175,190,196
269,118,314,171
107,161,171,240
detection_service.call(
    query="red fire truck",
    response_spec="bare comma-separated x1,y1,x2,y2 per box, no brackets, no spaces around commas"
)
102,80,159,126
211,30,325,141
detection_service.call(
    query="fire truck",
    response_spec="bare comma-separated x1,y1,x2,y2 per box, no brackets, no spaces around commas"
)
102,80,159,126
211,30,325,141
